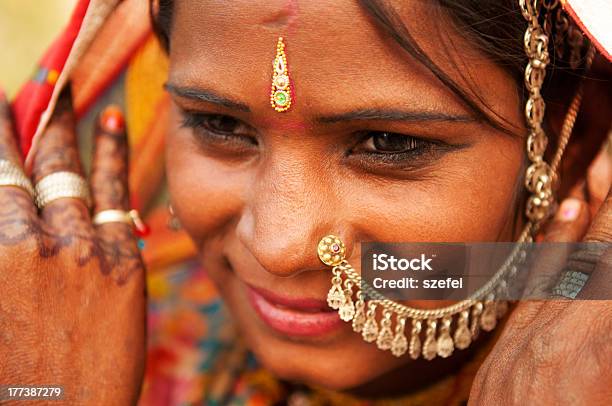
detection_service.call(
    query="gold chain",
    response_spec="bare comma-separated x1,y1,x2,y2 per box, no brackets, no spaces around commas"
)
521,0,556,226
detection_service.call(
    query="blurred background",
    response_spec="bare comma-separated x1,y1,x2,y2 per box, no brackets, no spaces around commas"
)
0,0,74,97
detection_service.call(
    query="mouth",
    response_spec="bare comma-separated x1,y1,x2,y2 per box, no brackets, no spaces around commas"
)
245,284,344,338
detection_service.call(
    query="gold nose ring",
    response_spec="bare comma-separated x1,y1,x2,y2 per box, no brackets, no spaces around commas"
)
316,234,511,359
317,234,346,266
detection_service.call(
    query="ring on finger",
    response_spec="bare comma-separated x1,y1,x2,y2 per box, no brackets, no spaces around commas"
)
551,270,589,299
93,209,149,235
0,159,34,197
34,171,91,209
550,244,605,299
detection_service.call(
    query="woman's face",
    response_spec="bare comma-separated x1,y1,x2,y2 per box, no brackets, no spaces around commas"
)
164,0,524,389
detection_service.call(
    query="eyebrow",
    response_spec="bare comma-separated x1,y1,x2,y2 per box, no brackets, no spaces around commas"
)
164,83,251,112
164,83,474,124
316,109,475,124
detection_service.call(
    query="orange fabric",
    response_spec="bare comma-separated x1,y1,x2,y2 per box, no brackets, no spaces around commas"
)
72,0,151,117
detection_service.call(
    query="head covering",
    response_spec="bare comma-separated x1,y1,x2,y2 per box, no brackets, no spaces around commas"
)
562,0,612,61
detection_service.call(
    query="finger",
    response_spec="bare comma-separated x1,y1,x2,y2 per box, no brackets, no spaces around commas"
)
0,89,24,163
586,143,612,218
584,187,612,244
577,245,612,299
575,188,612,298
0,89,38,241
91,106,130,213
523,198,590,298
568,179,587,201
30,87,91,232
91,106,141,275
544,198,590,242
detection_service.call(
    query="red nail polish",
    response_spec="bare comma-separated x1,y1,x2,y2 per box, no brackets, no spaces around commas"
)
129,209,151,237
135,223,151,238
100,105,125,133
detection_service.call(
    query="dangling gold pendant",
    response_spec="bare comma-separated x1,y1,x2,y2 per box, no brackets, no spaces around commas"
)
316,234,508,361
270,37,292,112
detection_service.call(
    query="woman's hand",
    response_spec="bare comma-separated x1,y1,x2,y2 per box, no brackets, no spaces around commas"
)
0,89,146,404
470,145,612,405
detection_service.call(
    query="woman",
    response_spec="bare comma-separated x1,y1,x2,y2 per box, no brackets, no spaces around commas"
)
1,0,610,404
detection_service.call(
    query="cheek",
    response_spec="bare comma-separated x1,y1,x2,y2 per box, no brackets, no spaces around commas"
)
346,138,524,242
164,126,246,244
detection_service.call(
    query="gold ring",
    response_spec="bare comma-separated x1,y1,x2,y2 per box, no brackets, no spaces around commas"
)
92,209,149,236
34,171,91,209
92,209,132,225
0,159,34,197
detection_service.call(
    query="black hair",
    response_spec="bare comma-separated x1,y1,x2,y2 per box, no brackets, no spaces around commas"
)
151,0,173,52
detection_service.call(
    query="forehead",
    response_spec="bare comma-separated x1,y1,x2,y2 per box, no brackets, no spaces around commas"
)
168,0,517,121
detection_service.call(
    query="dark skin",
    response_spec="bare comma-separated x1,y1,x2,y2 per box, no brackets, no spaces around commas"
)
162,0,612,399
163,0,610,395
0,0,610,403
0,91,145,404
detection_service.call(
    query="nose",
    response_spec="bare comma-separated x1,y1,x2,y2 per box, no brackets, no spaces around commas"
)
235,153,350,277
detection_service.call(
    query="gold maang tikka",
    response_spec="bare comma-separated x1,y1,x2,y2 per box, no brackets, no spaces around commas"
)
270,37,292,112
316,0,595,361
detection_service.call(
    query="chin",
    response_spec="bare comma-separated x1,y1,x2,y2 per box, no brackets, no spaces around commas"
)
233,307,406,391
247,340,386,391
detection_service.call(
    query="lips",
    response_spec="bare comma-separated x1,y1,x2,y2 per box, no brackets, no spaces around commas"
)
245,285,344,337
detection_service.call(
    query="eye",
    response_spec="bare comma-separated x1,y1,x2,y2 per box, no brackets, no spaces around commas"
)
363,132,420,153
348,130,451,171
200,115,245,134
180,111,257,147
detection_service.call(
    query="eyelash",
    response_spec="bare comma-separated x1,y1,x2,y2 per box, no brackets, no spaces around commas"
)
352,131,432,162
179,110,440,165
180,111,258,146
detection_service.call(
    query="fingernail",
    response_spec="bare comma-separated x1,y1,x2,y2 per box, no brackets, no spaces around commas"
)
557,198,581,221
100,105,125,133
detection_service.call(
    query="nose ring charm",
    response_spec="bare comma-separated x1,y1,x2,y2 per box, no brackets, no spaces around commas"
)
317,235,346,266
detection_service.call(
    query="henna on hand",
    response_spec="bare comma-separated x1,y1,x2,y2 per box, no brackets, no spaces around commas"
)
0,90,146,404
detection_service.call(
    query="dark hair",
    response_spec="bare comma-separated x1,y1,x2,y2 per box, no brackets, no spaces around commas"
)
150,0,578,136
151,0,173,52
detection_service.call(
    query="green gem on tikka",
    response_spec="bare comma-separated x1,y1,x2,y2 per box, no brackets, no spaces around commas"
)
274,90,289,106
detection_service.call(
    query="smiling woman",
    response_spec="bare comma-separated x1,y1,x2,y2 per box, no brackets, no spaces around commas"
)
0,0,611,405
